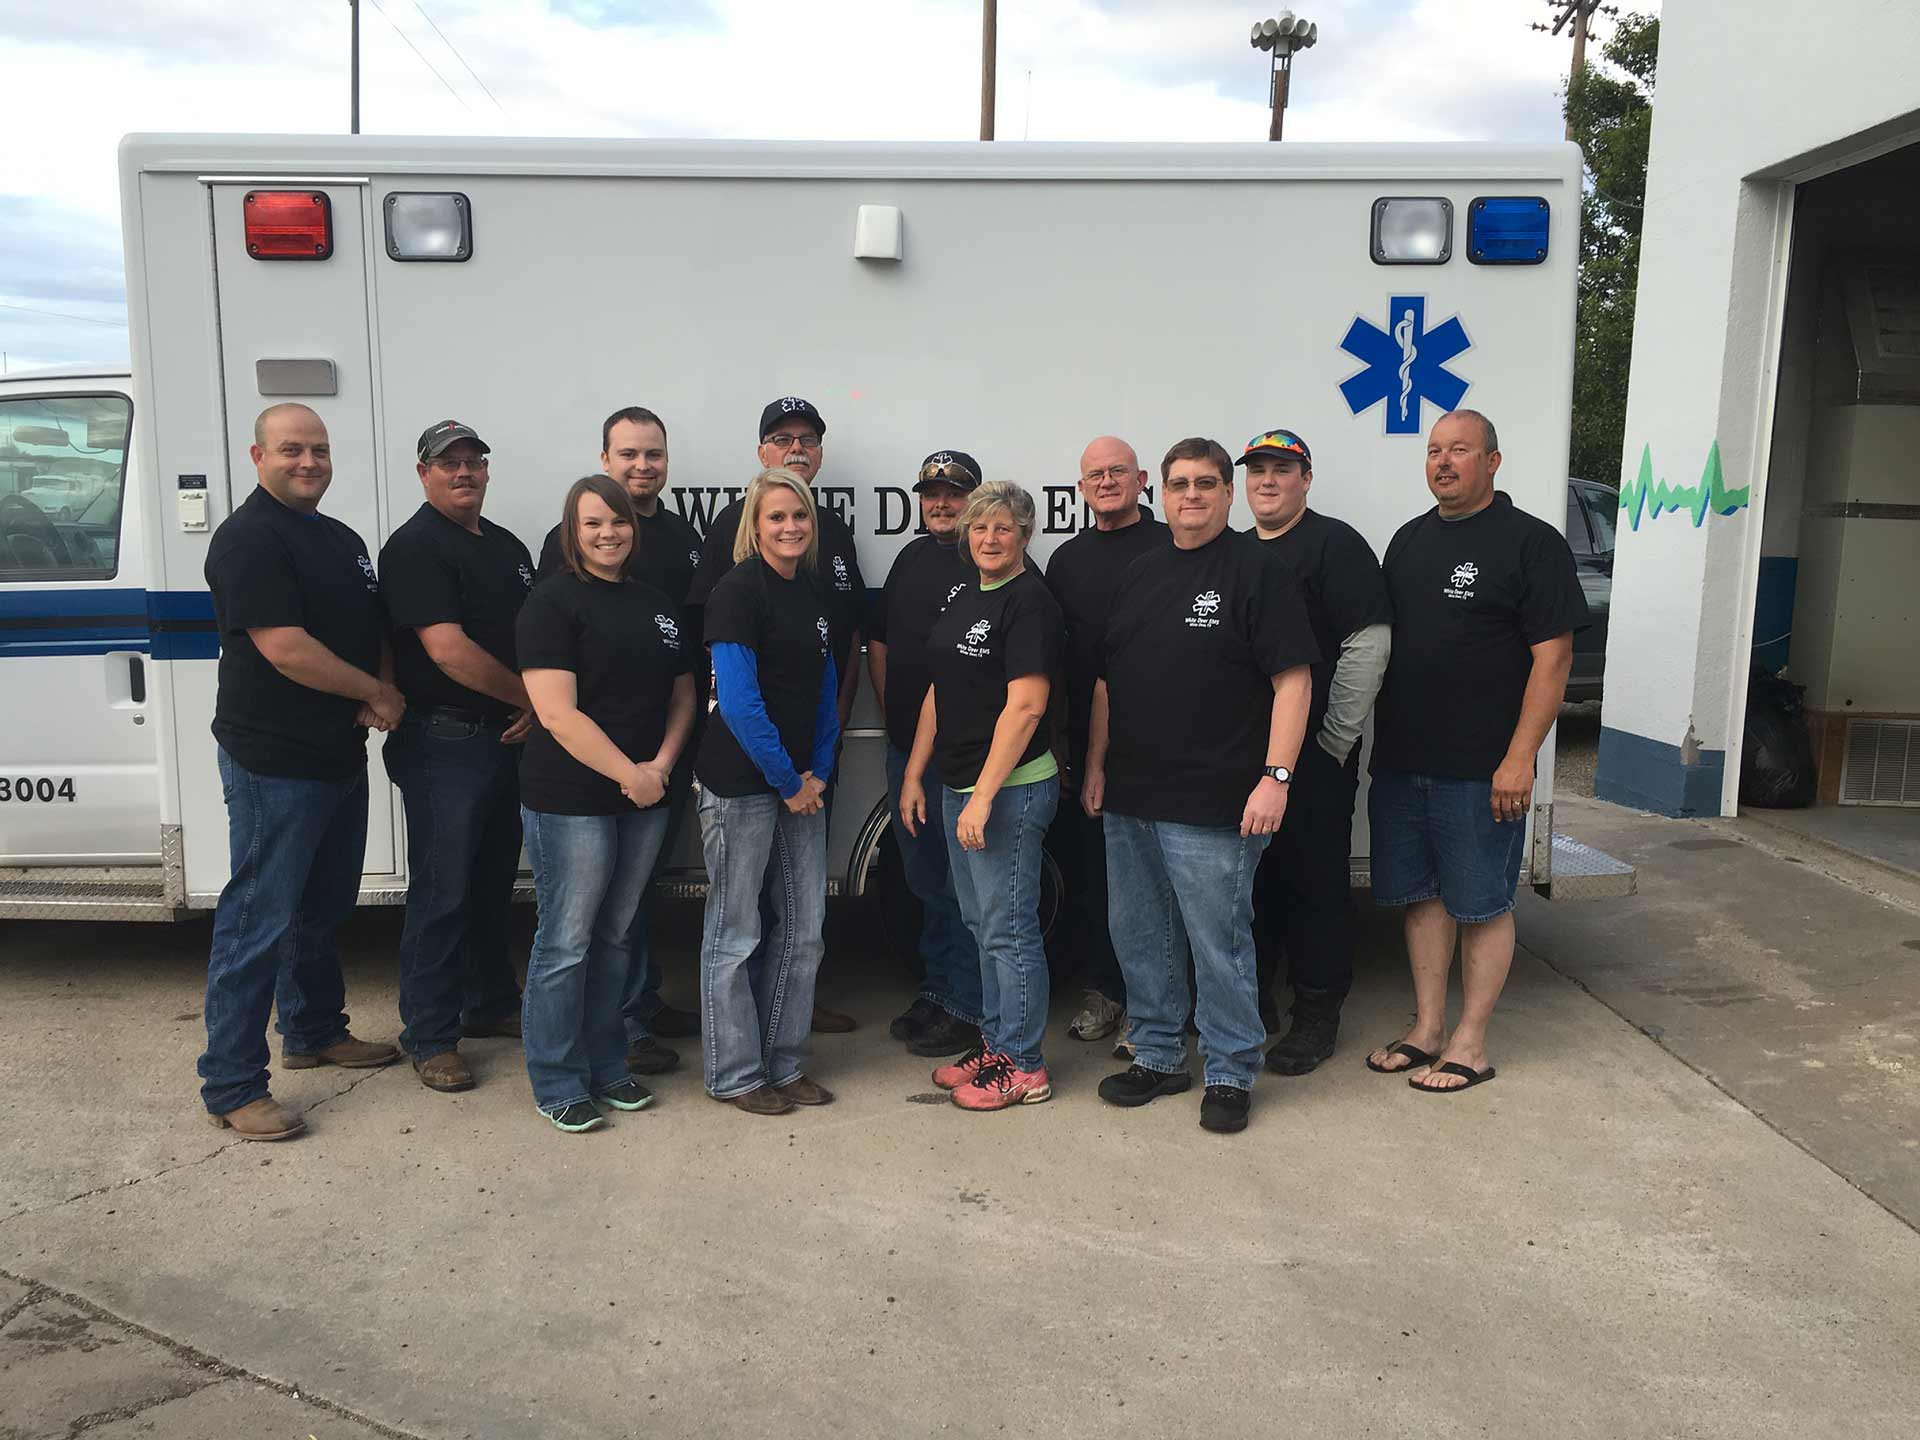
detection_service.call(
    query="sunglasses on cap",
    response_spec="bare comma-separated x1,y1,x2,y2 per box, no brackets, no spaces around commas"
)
917,458,978,486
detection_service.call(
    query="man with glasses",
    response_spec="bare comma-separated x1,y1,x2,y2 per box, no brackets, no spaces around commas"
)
689,397,866,1032
381,420,535,1093
1086,438,1316,1134
1042,437,1169,1052
537,406,705,1072
1237,428,1392,1078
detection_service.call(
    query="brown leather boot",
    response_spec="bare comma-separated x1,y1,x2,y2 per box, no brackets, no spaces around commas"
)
413,1050,476,1093
717,1085,794,1116
282,1034,400,1070
774,1075,835,1106
209,1095,305,1141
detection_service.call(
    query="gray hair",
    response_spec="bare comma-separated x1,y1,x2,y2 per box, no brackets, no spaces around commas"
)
1446,408,1499,453
957,481,1036,567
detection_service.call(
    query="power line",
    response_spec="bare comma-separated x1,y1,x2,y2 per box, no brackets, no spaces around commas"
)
409,0,507,115
366,0,472,112
0,300,128,328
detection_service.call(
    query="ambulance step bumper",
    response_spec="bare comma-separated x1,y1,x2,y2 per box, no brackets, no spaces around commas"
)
0,866,187,922
1539,832,1637,901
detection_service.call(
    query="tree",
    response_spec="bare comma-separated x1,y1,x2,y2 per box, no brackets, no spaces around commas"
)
1565,13,1657,487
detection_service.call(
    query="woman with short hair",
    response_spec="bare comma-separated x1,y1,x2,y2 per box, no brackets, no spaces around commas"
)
697,468,840,1116
517,474,696,1133
901,480,1064,1111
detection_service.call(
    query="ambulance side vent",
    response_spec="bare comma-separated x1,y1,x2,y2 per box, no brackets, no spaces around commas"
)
1839,718,1920,806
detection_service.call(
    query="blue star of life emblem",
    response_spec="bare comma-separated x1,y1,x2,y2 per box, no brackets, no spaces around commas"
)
1338,296,1471,435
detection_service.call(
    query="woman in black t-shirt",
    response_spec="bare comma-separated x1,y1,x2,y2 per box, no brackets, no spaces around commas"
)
901,481,1063,1113
515,475,695,1134
695,469,841,1117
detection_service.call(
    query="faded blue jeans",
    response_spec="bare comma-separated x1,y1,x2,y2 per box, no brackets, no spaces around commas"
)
697,789,828,1100
198,748,365,1115
943,775,1058,1073
522,805,670,1114
1105,812,1270,1090
886,743,983,1023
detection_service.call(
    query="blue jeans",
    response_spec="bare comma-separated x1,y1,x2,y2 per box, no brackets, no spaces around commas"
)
697,789,828,1099
1105,811,1270,1090
886,744,983,1023
198,748,366,1115
621,756,692,1042
943,775,1058,1072
522,806,670,1114
1368,767,1527,922
385,713,524,1060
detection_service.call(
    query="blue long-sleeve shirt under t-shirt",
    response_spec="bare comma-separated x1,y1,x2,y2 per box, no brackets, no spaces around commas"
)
709,642,840,799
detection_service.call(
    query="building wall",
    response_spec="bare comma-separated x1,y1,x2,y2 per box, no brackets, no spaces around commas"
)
1594,0,1920,816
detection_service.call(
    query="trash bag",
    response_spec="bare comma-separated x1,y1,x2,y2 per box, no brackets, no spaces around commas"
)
1740,667,1816,808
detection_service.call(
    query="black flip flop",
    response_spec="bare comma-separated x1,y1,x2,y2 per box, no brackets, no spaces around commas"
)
1410,1061,1496,1093
1365,1042,1437,1074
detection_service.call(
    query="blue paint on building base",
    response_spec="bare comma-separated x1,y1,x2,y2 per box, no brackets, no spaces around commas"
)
1595,726,1727,817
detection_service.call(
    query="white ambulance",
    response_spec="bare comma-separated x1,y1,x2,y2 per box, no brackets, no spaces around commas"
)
0,134,1594,923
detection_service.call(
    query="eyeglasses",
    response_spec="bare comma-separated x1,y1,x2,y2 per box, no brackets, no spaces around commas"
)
428,454,489,472
1162,474,1226,494
1081,466,1135,483
918,460,977,486
765,432,822,452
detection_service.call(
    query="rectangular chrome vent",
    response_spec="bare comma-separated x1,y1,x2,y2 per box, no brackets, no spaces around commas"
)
1839,719,1920,806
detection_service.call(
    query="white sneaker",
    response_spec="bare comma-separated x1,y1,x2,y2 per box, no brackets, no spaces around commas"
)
1068,989,1124,1041
1111,1015,1136,1062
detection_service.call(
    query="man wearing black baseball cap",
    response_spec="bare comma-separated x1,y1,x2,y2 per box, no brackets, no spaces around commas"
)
1236,428,1392,1077
869,451,987,1056
688,397,866,1032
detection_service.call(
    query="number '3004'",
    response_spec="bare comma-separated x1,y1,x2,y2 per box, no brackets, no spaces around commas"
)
0,777,77,802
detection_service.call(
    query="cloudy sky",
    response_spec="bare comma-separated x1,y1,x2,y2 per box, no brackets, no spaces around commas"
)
0,0,1654,370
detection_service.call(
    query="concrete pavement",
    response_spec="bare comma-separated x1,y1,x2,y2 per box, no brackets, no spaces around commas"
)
3,805,1918,1439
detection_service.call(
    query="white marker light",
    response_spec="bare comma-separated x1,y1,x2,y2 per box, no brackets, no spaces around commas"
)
385,192,472,262
1372,197,1453,265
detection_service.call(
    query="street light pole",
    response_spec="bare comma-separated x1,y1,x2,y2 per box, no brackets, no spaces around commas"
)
980,0,997,141
349,0,361,135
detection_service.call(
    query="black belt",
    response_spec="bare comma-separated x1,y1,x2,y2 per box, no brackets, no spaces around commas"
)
419,705,502,727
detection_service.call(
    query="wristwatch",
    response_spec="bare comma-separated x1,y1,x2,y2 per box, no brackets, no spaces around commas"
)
1262,765,1292,784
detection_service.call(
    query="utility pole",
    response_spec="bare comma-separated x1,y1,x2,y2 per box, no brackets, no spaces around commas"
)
979,0,997,140
349,0,361,134
1249,15,1318,142
1531,0,1618,140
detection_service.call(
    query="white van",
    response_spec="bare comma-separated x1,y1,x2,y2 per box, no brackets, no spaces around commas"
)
0,135,1588,921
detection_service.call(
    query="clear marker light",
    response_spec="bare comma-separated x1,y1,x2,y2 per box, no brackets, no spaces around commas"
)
385,192,472,262
1372,197,1452,264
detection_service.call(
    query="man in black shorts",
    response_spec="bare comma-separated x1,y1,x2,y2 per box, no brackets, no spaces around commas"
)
1366,409,1588,1093
1237,428,1392,1076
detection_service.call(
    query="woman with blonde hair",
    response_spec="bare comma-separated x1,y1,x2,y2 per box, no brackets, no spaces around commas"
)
696,468,841,1115
901,480,1064,1112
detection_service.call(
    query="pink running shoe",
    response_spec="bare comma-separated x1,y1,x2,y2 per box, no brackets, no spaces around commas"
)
932,1043,995,1091
952,1057,1052,1111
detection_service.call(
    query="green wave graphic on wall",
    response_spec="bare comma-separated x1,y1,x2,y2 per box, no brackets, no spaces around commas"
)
1620,441,1750,531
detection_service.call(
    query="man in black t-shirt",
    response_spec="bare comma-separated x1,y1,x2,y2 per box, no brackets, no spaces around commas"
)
1366,410,1589,1095
380,419,535,1095
196,404,402,1141
868,451,985,1056
538,406,704,1069
687,396,866,1033
1236,428,1392,1077
1086,438,1318,1135
1045,436,1170,1054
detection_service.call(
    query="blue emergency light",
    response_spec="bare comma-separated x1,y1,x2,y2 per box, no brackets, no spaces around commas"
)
1467,196,1550,265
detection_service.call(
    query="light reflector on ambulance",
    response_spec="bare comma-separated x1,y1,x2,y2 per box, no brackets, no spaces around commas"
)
244,191,333,260
1371,197,1452,265
1468,196,1550,265
385,192,472,262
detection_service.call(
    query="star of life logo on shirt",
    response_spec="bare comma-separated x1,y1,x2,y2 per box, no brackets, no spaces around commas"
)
816,615,830,653
689,548,702,568
517,563,533,589
1185,589,1222,629
654,614,681,648
1444,561,1479,600
957,617,993,657
831,554,851,590
356,553,378,593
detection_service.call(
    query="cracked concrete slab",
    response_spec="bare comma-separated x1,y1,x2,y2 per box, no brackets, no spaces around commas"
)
83,1379,396,1440
0,1297,215,1439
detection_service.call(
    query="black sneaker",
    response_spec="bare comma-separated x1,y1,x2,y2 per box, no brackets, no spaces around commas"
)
594,1078,655,1112
648,1003,700,1040
1199,1085,1250,1133
1264,990,1341,1076
1096,1065,1193,1108
905,1011,983,1058
543,1101,606,1134
626,1036,681,1076
889,997,942,1042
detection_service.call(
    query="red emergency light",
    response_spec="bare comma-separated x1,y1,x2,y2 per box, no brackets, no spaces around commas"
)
244,190,333,260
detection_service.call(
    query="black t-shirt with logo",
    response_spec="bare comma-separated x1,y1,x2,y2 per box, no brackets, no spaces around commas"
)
925,569,1064,791
381,504,534,723
1099,527,1319,827
537,502,703,609
1041,511,1170,771
1373,491,1591,781
688,497,864,679
696,556,833,799
1256,509,1393,745
204,486,386,780
871,534,974,753
515,573,692,815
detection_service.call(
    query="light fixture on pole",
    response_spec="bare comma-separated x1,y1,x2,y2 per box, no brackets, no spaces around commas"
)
1250,12,1318,142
